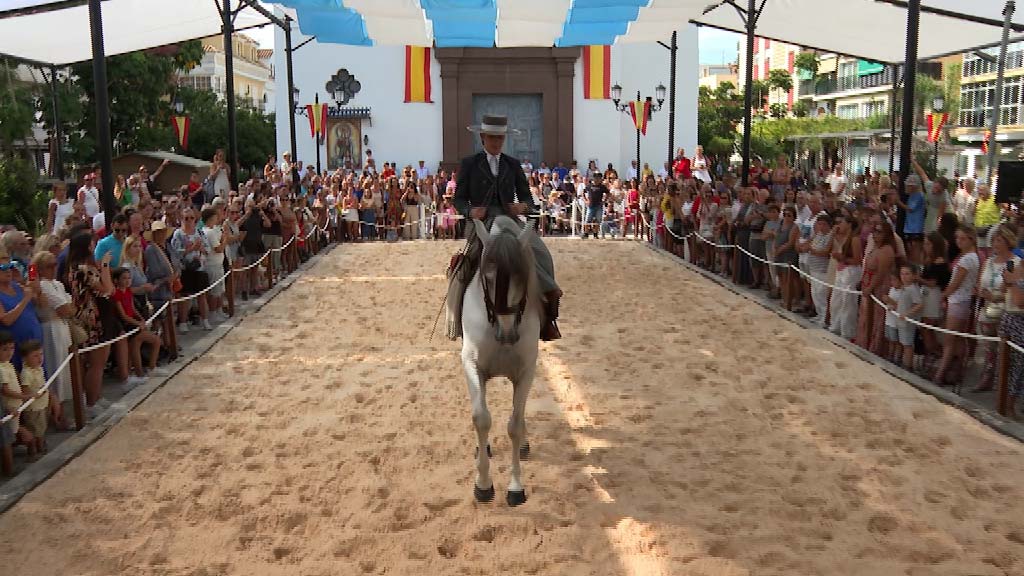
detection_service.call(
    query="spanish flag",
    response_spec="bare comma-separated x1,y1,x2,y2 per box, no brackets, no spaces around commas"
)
583,45,611,100
629,100,650,135
306,102,328,138
170,115,190,150
404,46,433,103
982,129,992,154
927,112,948,143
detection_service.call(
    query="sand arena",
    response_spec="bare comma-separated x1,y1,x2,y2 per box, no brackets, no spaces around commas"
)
2,238,1024,575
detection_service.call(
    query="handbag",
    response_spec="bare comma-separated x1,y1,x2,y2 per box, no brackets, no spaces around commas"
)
984,302,1006,320
68,318,88,347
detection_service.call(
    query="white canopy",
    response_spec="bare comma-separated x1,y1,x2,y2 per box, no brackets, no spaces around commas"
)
0,0,272,66
688,0,1024,63
0,0,1020,66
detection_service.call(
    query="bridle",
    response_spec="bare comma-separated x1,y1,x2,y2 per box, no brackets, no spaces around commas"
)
481,264,527,329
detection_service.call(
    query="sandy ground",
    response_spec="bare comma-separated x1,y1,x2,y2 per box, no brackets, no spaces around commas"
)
3,239,1024,576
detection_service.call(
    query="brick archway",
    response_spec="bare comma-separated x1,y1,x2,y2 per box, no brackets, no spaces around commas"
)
436,47,580,172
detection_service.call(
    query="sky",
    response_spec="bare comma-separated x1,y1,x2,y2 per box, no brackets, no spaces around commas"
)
244,10,741,66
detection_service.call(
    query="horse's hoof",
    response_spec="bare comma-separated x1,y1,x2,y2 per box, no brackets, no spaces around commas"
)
506,489,527,507
474,444,492,458
519,441,530,460
474,485,495,503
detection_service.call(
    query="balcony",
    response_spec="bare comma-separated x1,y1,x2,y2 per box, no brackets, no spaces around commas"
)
810,61,941,98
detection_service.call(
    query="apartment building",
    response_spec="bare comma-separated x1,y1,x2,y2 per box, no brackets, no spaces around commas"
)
177,33,275,113
736,36,802,111
951,42,1024,177
698,63,738,91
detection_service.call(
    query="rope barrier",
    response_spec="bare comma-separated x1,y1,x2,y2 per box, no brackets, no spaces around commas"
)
0,219,334,428
868,294,1001,342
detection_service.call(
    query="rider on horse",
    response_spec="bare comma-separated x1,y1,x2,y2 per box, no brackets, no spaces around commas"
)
446,114,563,342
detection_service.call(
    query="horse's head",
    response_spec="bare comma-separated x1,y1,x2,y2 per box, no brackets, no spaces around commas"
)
474,216,538,345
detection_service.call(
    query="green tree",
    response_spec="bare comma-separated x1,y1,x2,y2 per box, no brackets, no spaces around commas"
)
943,62,962,121
792,100,811,118
794,52,818,78
698,82,744,158
67,40,203,164
0,59,49,232
174,87,275,172
0,60,36,154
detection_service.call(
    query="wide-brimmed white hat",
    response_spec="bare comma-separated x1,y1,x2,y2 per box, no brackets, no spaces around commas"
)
467,114,521,136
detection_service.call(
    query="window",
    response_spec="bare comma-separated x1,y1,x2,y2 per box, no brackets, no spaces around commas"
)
837,104,859,119
959,77,1024,127
838,61,857,91
865,100,886,117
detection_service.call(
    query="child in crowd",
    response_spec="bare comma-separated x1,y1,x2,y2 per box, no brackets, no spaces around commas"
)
111,268,161,383
883,265,924,369
19,340,47,458
601,202,620,239
761,204,781,298
0,331,34,456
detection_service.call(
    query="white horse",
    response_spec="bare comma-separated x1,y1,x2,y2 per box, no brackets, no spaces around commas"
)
462,216,543,506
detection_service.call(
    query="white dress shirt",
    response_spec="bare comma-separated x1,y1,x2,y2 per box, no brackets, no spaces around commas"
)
486,152,500,176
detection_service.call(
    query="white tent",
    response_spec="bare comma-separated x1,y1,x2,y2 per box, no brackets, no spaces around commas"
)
0,0,272,66
0,0,1020,66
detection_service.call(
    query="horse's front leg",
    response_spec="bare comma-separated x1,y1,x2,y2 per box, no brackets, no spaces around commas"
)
464,359,494,502
506,364,535,507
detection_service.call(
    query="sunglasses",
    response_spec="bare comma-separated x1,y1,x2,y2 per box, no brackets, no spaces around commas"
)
0,263,16,271
113,227,128,233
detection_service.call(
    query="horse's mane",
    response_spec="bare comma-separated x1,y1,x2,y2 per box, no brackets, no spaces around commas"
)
481,216,540,308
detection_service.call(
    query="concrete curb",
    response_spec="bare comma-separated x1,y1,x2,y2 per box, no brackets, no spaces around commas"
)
641,242,1024,444
0,244,337,514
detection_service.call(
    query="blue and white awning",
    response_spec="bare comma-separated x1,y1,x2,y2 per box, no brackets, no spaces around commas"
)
274,0,687,48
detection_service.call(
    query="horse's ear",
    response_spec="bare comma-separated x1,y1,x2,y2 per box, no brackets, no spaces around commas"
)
473,218,490,246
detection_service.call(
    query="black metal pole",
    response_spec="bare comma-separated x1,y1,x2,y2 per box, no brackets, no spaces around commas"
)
934,138,939,176
740,0,756,187
985,1,1016,185
223,0,239,191
667,30,677,171
896,0,921,225
284,16,300,188
87,0,116,228
636,90,641,176
49,65,64,181
888,67,900,174
315,92,322,175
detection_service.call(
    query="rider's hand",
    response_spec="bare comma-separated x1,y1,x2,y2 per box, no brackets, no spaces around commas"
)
470,207,487,220
507,203,528,216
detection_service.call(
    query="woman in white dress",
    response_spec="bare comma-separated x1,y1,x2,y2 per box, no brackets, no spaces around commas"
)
33,251,75,429
48,182,76,235
211,148,231,201
691,145,712,183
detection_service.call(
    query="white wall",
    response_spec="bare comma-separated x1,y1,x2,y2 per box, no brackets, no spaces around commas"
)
274,23,444,170
275,18,697,175
574,25,698,177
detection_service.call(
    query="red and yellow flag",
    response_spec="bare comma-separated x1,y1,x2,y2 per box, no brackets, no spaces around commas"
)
982,129,992,153
404,45,433,103
927,112,948,143
170,116,190,150
583,45,611,100
629,100,650,135
306,102,328,138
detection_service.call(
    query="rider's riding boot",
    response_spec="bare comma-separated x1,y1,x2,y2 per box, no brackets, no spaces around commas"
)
540,289,562,341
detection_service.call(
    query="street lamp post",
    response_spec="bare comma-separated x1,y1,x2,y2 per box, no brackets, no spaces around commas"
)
610,83,666,180
932,95,944,177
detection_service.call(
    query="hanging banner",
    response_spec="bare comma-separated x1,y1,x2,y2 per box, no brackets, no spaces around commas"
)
170,116,190,150
404,45,433,103
926,112,948,143
583,45,611,100
982,129,992,154
628,100,650,135
306,103,328,138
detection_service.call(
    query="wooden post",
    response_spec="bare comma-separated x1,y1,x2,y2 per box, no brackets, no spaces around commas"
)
998,337,1011,416
69,347,85,430
266,250,275,289
1,438,11,477
163,308,178,361
225,269,236,318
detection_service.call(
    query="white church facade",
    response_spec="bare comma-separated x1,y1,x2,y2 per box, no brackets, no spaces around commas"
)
273,24,698,175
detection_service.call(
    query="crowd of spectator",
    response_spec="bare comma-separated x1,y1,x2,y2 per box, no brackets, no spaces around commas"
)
611,148,1024,420
1,152,328,469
